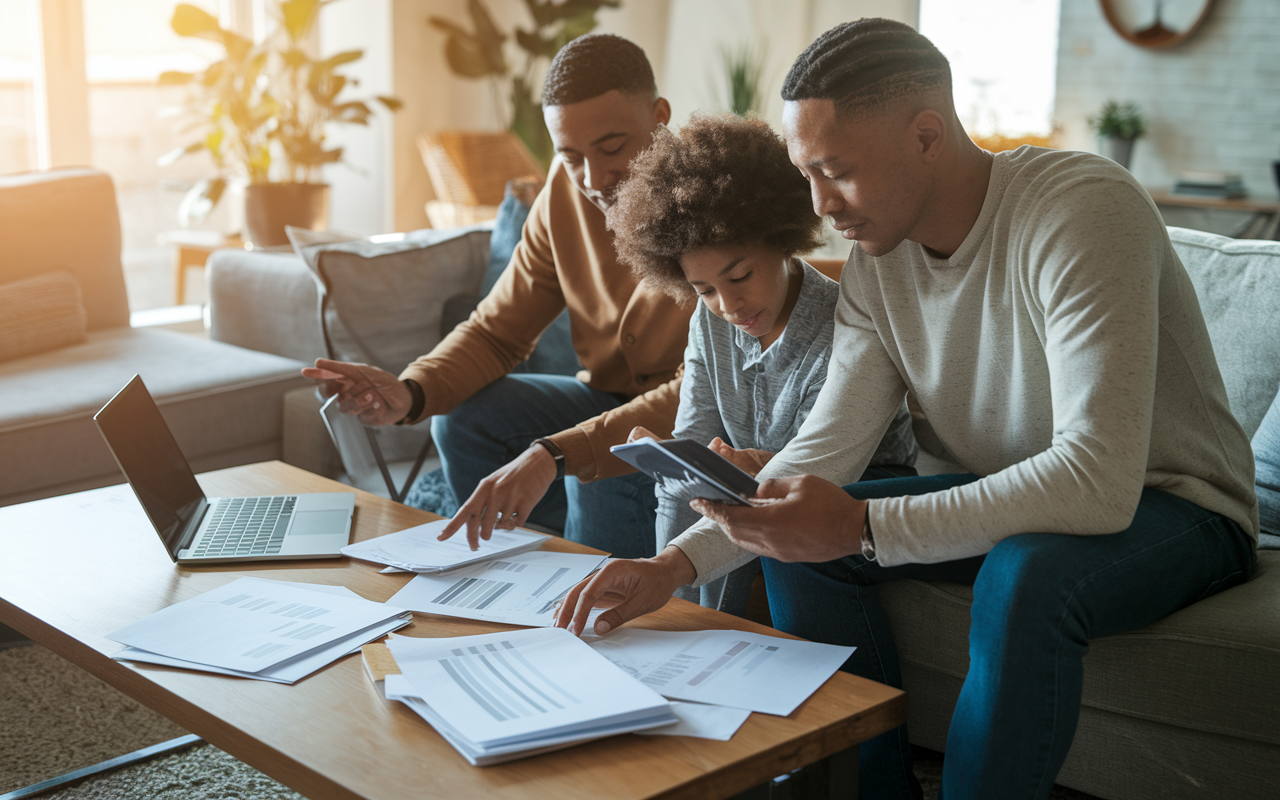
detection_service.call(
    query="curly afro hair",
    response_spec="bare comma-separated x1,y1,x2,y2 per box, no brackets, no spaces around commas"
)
782,18,951,118
542,34,657,107
608,113,823,300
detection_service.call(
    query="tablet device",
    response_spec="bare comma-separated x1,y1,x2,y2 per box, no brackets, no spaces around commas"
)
609,437,759,506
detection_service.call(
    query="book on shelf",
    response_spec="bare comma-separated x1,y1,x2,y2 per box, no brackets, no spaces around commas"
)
1173,171,1246,199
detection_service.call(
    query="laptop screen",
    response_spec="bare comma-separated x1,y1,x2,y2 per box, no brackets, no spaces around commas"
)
94,375,206,557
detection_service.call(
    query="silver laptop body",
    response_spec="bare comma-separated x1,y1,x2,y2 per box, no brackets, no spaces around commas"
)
94,375,353,564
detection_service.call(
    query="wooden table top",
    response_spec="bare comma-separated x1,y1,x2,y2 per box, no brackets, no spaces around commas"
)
0,461,904,800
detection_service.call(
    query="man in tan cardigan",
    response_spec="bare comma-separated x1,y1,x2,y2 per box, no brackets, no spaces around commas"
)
304,35,690,558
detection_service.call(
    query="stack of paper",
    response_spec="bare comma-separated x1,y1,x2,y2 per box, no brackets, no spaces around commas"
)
386,551,608,627
108,578,412,684
341,519,549,572
587,629,855,716
384,628,676,765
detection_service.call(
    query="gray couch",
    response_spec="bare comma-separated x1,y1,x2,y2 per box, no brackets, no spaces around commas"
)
0,168,311,507
208,224,1279,799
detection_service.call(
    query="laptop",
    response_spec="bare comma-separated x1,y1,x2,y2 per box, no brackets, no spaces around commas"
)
94,375,354,564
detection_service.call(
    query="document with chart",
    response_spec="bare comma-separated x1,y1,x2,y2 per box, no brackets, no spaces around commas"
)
587,629,855,716
385,627,675,764
385,551,608,626
112,582,411,683
106,577,411,674
341,519,549,572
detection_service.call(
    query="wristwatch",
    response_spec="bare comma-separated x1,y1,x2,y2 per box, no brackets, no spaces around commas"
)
533,437,566,481
860,513,877,562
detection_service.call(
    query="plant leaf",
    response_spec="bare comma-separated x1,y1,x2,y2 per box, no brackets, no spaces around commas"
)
158,70,196,86
170,3,221,38
280,0,321,43
376,95,403,111
156,141,206,166
319,50,363,71
442,33,504,78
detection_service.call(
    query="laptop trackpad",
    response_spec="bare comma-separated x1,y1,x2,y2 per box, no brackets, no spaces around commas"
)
290,510,350,535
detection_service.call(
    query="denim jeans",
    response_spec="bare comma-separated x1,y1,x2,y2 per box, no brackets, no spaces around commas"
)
762,470,1256,800
429,373,659,559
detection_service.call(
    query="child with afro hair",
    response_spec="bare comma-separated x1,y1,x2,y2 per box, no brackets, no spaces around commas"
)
608,113,916,616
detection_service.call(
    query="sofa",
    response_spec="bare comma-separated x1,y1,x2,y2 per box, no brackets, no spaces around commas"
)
208,220,1279,799
0,168,311,508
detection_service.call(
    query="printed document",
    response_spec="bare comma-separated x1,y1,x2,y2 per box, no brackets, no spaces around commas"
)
341,519,548,572
106,577,410,673
112,582,410,683
385,551,608,627
587,629,854,716
635,701,752,740
386,627,675,764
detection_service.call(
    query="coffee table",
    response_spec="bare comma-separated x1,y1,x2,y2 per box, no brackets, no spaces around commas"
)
0,461,904,799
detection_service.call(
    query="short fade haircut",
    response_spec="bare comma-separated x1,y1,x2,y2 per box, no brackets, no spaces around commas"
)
542,34,657,107
608,113,824,300
781,18,951,118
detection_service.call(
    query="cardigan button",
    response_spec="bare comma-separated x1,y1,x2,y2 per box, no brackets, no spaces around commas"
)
624,333,636,345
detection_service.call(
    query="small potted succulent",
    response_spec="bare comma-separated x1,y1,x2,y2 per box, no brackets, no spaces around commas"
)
1088,100,1147,170
159,0,401,246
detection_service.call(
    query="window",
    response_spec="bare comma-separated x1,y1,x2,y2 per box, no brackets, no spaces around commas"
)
0,0,38,173
919,0,1061,140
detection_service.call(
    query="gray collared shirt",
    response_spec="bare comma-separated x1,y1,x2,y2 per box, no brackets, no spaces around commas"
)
657,259,917,554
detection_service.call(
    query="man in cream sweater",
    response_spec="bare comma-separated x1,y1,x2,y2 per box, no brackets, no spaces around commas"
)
555,19,1258,800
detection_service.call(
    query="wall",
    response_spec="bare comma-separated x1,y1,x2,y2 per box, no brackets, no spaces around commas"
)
1055,0,1280,200
387,0,672,233
657,0,917,131
376,0,915,233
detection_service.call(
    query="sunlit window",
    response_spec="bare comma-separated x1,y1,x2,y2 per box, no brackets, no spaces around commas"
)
0,0,38,174
84,0,233,311
919,0,1061,142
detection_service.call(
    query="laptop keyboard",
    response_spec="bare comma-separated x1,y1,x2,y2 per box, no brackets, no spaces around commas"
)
192,496,297,557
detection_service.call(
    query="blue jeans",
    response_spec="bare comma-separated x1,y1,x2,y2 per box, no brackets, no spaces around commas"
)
762,470,1256,800
429,374,659,559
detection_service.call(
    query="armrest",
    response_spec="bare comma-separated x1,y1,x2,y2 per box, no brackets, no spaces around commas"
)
207,248,327,363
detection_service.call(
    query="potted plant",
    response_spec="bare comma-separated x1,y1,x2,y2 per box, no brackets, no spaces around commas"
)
1088,100,1146,170
718,42,768,118
158,0,401,246
428,0,619,169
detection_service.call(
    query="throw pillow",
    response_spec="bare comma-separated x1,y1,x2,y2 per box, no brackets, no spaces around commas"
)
0,272,88,363
481,180,580,377
1252,384,1280,547
288,225,492,374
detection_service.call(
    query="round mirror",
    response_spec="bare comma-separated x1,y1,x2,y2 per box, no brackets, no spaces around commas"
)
1100,0,1217,48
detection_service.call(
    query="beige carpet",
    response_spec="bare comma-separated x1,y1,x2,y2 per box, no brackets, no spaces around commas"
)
0,643,300,799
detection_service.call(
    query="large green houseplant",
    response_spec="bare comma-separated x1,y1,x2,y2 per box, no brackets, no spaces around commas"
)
428,0,619,169
159,0,401,245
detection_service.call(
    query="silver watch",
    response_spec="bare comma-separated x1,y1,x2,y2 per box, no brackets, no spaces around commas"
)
860,515,877,562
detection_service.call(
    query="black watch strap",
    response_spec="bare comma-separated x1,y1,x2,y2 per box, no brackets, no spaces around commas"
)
533,437,566,481
396,378,425,426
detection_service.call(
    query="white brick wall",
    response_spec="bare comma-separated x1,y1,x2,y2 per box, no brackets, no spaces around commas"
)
1054,0,1280,200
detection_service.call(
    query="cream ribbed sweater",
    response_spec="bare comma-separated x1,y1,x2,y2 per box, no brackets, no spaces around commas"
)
672,147,1258,577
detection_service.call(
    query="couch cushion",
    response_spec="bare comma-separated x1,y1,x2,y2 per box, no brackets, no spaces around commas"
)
0,327,309,503
1169,227,1280,439
288,225,490,374
0,168,129,331
881,551,1280,746
481,183,580,377
0,272,87,362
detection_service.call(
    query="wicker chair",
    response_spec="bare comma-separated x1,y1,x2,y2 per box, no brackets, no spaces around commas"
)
417,131,545,228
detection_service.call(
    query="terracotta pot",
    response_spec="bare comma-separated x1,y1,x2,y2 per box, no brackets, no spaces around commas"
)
244,183,329,247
